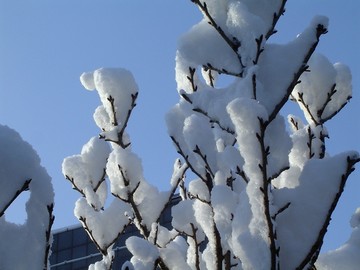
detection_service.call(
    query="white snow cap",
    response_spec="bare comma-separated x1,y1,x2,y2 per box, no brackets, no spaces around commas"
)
80,68,139,131
0,124,54,270
316,207,360,269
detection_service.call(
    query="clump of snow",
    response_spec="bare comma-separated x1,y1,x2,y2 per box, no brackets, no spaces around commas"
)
189,178,210,202
127,236,159,269
81,68,139,131
106,145,145,199
293,53,352,124
227,97,268,179
0,124,54,269
183,114,218,173
159,239,192,270
62,136,110,210
75,198,131,251
316,208,360,269
80,71,96,90
274,152,357,269
88,251,114,270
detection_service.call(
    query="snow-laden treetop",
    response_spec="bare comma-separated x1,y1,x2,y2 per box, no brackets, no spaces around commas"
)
63,1,359,269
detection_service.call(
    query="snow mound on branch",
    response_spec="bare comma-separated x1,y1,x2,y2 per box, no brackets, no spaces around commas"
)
274,152,358,269
293,53,352,124
62,136,110,210
316,208,360,269
75,198,131,252
0,124,54,269
80,68,139,130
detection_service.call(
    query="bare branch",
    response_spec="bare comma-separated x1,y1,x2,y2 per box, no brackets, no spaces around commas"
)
193,144,215,179
265,0,288,39
187,67,198,92
193,107,235,135
316,84,337,120
0,179,32,217
235,166,249,184
307,127,316,159
297,92,320,125
43,203,55,270
256,117,278,270
271,202,291,220
268,166,290,183
253,35,264,65
170,135,207,182
203,63,243,78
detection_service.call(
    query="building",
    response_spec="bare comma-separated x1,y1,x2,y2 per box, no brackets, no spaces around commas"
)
50,196,179,269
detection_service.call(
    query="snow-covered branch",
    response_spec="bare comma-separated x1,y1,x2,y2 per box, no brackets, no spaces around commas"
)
0,178,31,218
0,125,54,270
64,1,359,269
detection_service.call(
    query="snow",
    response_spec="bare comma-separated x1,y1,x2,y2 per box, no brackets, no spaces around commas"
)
293,53,352,124
62,1,359,269
0,125,54,269
274,152,359,269
75,198,131,251
183,114,218,173
316,208,360,269
62,136,110,210
258,18,328,114
106,145,145,199
211,185,237,241
227,97,268,181
126,236,159,265
81,68,139,132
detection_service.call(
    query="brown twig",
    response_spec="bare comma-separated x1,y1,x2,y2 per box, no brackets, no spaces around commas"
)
265,0,288,39
256,117,278,270
191,0,245,74
0,179,32,217
43,203,55,270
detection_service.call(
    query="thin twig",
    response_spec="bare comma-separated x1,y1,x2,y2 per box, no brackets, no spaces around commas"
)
43,203,55,270
256,117,278,270
265,0,288,40
0,179,32,217
170,136,207,182
191,0,245,73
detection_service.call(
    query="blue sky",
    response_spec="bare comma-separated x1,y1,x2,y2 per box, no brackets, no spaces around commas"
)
0,0,359,253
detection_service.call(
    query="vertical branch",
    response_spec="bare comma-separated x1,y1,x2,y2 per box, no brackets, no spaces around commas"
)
256,118,278,270
252,73,257,100
43,203,55,270
102,93,138,149
253,35,264,65
187,67,198,92
307,127,315,159
190,223,201,270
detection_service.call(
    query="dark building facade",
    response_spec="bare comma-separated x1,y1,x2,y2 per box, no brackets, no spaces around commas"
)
50,196,179,269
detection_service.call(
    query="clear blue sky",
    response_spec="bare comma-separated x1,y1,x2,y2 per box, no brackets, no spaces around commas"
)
0,0,359,253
